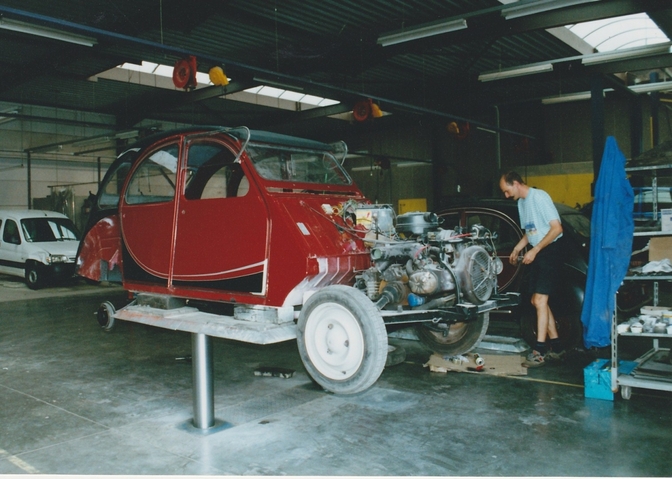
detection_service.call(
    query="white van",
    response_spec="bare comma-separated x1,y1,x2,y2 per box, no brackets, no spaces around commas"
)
0,210,80,289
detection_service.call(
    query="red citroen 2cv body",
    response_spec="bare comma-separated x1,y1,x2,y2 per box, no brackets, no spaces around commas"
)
77,126,517,394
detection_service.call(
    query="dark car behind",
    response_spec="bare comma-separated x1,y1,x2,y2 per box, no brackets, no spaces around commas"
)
437,198,591,348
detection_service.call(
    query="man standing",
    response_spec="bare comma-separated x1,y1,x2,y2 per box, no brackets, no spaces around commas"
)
499,171,564,367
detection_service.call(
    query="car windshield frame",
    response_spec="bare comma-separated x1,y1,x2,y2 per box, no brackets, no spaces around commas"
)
21,217,79,242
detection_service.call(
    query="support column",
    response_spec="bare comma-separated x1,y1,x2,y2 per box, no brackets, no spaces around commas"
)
630,95,643,160
27,151,32,209
191,332,214,430
650,71,660,147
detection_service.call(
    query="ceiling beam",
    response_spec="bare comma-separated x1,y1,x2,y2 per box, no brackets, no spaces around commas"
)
114,78,257,128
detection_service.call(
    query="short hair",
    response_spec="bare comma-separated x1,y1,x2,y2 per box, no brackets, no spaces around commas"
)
501,171,525,186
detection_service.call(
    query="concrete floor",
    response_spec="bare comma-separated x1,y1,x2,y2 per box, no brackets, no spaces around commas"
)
0,276,671,476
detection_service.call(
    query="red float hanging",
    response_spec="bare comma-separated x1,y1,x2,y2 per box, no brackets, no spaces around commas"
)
172,55,198,90
352,99,372,122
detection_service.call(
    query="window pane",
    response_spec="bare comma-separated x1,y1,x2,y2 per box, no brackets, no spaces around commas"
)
125,145,178,205
3,220,20,244
100,159,133,207
247,145,351,185
21,218,79,242
184,142,247,200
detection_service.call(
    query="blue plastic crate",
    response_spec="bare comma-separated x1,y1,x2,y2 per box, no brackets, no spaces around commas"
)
584,359,637,401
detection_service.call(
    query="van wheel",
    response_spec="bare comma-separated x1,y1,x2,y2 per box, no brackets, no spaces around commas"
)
297,285,388,395
25,262,42,290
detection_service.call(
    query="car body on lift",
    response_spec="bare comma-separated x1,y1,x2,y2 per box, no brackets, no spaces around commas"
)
0,209,79,289
77,126,518,394
437,198,591,348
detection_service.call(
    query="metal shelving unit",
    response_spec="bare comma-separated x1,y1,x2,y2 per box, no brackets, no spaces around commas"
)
611,326,672,399
611,164,672,399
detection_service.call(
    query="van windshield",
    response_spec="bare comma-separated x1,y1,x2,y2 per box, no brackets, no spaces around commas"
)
21,218,79,242
246,145,351,185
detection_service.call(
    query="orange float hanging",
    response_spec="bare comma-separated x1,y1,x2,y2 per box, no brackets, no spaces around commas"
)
447,121,470,140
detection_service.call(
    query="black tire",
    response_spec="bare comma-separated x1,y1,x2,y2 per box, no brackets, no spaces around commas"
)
25,262,42,290
97,301,116,331
385,344,407,367
297,285,388,395
415,313,489,355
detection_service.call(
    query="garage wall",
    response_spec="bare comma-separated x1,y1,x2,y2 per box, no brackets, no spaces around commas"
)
0,102,190,229
2,95,671,223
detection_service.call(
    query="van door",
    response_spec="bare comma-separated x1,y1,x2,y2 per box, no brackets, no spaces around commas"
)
0,219,25,277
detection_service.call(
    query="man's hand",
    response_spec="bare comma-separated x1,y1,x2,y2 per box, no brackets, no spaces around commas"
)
521,247,538,264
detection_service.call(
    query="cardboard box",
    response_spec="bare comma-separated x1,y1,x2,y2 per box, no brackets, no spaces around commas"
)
584,359,637,401
648,236,672,262
662,208,672,232
424,352,527,376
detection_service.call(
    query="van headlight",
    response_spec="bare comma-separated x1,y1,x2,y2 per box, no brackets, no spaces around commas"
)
47,255,69,264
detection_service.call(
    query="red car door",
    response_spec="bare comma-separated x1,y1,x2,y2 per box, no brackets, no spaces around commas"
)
120,140,181,284
170,139,269,294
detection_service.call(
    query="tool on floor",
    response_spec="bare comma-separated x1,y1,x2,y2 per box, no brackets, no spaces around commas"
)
254,367,295,378
473,353,485,367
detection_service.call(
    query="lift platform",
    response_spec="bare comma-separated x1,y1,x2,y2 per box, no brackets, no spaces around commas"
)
98,293,297,432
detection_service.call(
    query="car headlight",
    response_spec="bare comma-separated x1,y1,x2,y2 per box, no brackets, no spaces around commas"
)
47,254,69,264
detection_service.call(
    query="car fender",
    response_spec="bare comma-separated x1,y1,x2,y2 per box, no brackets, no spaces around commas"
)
25,247,50,266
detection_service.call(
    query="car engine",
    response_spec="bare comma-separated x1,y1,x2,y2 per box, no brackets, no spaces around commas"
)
348,203,504,312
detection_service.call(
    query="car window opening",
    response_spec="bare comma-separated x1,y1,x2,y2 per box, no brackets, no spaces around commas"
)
246,144,352,186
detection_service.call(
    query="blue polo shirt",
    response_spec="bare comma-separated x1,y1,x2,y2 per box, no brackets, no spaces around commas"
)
517,188,562,247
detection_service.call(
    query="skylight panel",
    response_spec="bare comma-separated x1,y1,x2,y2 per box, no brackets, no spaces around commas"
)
301,94,327,106
256,86,284,98
568,13,669,52
279,90,305,102
93,62,340,112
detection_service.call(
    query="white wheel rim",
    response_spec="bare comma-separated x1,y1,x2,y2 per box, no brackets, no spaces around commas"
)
304,302,365,381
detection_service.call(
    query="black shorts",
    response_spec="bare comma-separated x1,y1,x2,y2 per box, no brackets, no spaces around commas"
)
527,238,562,296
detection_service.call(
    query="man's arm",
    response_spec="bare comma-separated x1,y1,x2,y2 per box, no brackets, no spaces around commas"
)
510,235,529,265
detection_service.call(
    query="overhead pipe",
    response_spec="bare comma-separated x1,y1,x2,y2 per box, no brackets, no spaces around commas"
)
0,5,534,140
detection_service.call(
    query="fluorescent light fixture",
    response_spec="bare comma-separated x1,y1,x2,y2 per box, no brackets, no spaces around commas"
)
582,42,672,65
377,18,467,47
0,17,96,47
502,0,599,20
0,106,19,125
542,88,614,104
542,92,592,104
629,82,672,94
478,62,553,81
114,130,139,140
541,88,613,104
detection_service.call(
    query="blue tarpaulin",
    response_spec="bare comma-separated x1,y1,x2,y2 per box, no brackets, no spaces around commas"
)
581,137,634,349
